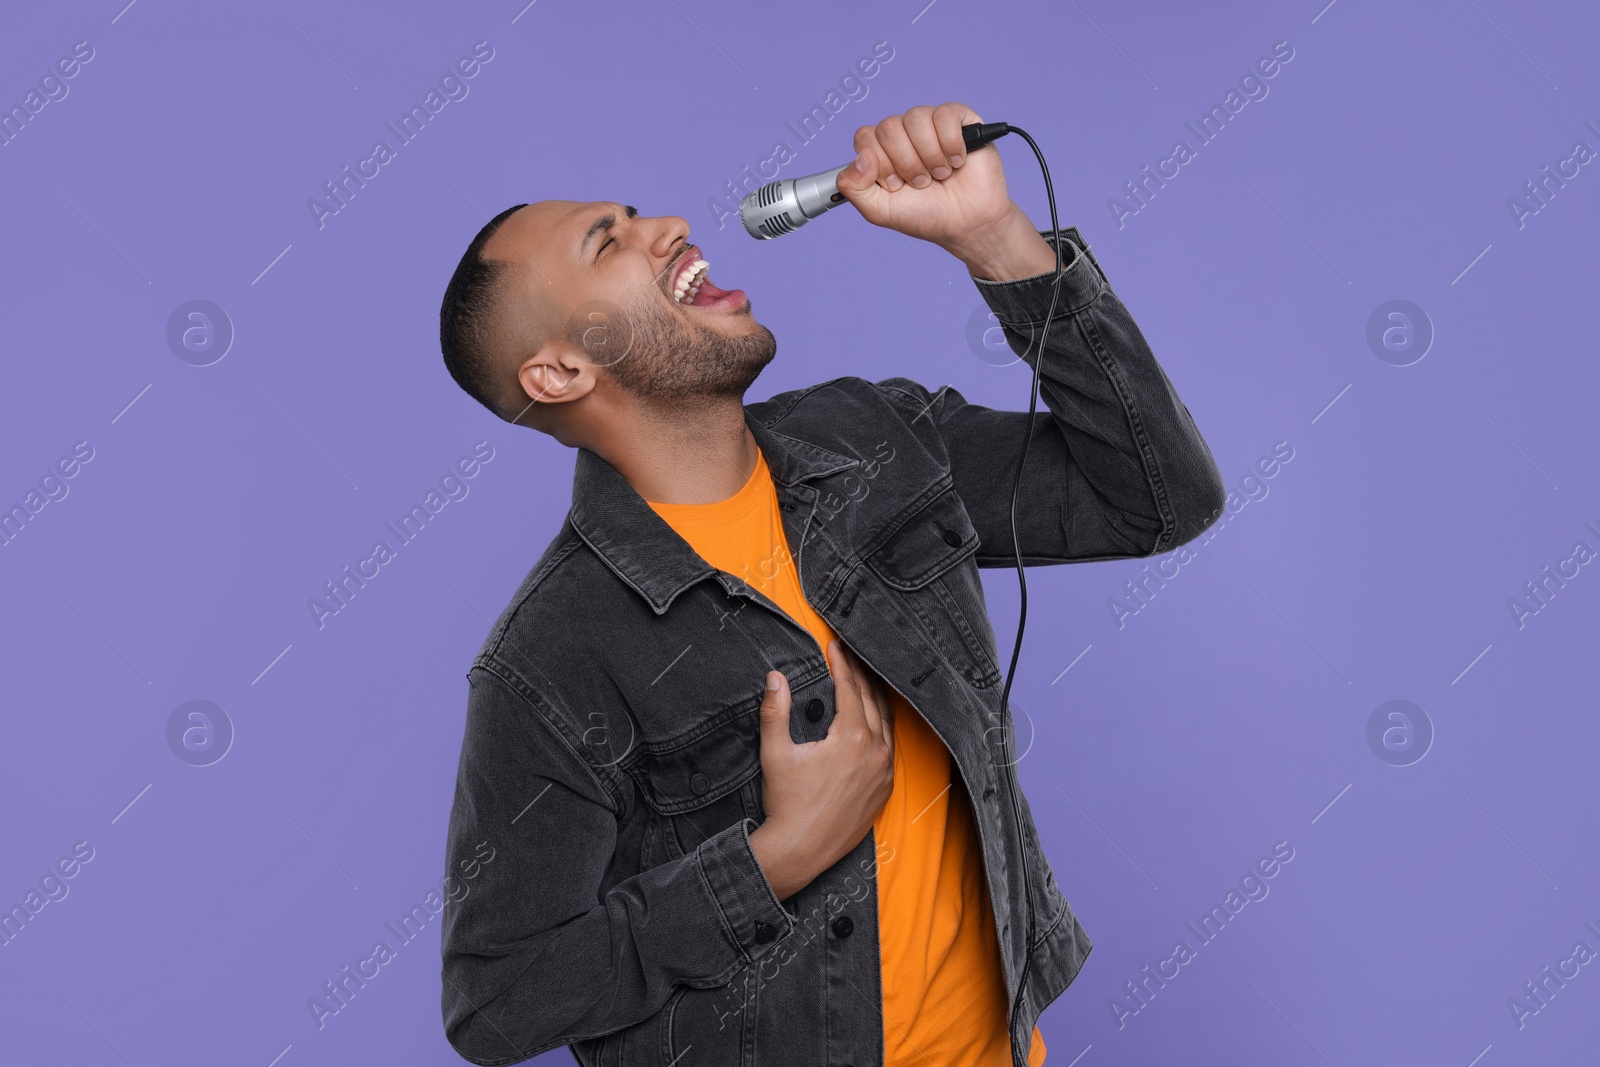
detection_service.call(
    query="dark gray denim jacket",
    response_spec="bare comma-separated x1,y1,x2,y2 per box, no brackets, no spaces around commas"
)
440,226,1226,1067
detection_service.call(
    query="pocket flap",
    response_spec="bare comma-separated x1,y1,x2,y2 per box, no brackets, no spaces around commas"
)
864,488,979,590
624,708,761,816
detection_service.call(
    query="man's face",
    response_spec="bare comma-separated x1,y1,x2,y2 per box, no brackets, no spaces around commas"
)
487,200,776,409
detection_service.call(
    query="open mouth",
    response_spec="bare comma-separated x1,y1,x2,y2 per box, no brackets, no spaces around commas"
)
667,247,747,312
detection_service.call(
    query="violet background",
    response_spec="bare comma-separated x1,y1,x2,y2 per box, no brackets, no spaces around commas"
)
2,0,1597,1064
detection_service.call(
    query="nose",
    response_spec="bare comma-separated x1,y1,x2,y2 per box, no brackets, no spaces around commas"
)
648,214,690,262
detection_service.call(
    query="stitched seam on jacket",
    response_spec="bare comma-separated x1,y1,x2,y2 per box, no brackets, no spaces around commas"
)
875,380,951,436
1073,308,1176,555
474,658,622,817
479,534,586,666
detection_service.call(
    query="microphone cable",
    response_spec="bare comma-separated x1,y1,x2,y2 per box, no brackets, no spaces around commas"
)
968,121,1066,1056
756,118,1071,1055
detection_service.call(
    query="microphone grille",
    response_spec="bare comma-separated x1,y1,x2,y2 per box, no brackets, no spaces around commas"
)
757,179,792,208
757,212,798,238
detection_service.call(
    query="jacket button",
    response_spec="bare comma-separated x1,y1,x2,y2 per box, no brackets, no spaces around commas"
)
690,772,710,795
753,921,776,944
831,915,854,938
941,528,962,547
804,698,825,722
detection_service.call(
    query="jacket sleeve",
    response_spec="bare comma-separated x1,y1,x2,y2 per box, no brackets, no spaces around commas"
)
439,662,794,1065
874,225,1226,566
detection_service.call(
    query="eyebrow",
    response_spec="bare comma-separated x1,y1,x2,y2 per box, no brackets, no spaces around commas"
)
580,204,638,255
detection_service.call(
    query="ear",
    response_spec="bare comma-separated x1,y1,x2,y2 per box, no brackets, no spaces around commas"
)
516,337,596,411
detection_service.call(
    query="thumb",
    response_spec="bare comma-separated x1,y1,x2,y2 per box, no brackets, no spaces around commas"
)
835,148,888,223
758,670,792,747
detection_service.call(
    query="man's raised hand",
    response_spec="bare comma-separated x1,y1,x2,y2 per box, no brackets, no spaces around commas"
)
834,102,1015,255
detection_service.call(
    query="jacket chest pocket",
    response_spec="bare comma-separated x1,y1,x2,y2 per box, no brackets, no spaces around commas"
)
862,487,1002,689
625,706,764,863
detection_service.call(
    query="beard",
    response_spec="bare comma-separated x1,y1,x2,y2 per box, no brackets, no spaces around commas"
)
580,289,777,407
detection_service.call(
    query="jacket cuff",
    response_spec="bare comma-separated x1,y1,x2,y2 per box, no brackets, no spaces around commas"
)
697,817,794,964
971,225,1107,324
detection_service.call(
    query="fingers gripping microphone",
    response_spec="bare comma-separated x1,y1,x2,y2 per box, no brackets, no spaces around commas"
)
740,122,1012,239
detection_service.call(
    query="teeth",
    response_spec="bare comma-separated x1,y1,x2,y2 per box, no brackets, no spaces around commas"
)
673,258,709,303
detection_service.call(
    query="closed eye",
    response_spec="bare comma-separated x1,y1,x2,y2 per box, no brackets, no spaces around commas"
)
589,205,636,262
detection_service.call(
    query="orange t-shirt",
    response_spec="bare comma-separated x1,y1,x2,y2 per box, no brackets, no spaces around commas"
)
647,448,1046,1067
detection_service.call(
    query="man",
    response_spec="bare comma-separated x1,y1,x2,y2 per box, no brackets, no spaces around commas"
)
437,102,1225,1066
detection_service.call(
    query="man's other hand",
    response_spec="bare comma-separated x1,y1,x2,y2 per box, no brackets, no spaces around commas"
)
748,640,896,901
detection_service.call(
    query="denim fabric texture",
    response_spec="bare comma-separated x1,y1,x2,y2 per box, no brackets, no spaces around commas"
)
440,226,1227,1066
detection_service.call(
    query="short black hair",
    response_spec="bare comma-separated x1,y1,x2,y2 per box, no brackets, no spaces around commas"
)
440,203,527,418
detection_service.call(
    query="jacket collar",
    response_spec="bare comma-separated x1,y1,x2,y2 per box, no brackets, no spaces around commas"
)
567,408,859,614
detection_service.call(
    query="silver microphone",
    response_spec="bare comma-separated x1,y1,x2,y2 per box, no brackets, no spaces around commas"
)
740,164,851,240
738,123,1012,240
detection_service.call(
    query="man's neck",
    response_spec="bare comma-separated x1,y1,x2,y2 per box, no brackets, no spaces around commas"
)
600,396,760,505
